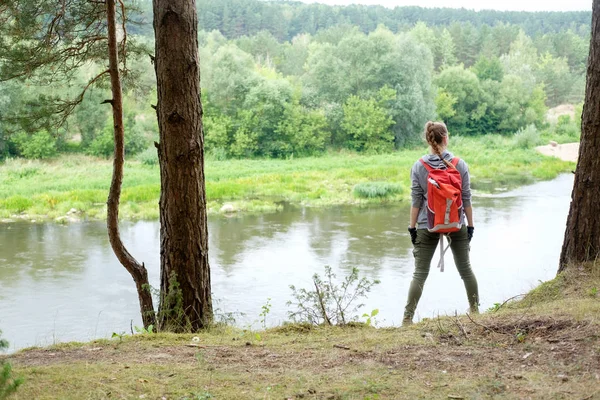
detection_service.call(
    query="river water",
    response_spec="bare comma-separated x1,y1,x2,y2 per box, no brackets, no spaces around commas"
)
0,174,573,351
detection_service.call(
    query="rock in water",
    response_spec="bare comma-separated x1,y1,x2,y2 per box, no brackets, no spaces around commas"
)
220,203,235,213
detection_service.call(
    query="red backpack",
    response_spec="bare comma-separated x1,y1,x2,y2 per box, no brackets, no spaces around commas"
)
420,157,464,233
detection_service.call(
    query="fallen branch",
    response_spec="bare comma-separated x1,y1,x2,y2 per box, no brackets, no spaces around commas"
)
333,344,350,350
495,293,528,312
452,311,469,339
465,312,504,335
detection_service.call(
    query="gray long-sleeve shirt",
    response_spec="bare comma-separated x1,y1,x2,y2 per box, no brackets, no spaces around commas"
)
411,151,472,229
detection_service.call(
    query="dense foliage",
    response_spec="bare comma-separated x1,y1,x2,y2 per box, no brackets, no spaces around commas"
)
0,1,588,160
194,0,591,41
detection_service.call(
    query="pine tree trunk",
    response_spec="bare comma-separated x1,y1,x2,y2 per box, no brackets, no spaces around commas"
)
153,0,213,331
559,0,600,272
105,0,156,329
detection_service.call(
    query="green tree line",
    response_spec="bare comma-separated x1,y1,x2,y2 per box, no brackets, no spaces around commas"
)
173,0,591,41
0,4,588,160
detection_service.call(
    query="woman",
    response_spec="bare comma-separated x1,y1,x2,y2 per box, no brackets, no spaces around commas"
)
403,121,479,326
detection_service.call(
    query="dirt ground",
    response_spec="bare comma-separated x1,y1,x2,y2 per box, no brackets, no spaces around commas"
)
4,310,600,400
4,266,600,399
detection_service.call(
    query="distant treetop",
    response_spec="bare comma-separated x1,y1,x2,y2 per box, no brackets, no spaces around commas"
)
174,0,591,41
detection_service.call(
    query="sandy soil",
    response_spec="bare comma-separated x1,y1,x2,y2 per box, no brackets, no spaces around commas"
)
546,104,576,124
536,142,580,163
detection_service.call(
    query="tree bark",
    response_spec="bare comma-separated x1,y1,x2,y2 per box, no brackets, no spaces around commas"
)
559,0,600,272
153,0,213,331
106,0,156,329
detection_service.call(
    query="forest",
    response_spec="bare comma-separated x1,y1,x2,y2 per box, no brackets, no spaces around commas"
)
2,1,600,399
0,0,589,161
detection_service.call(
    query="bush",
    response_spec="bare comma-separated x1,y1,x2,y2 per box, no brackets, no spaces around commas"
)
287,266,380,326
275,103,330,157
87,124,114,157
136,146,158,166
353,181,403,199
0,330,23,399
10,130,57,159
512,124,541,149
342,94,395,153
88,120,149,158
555,115,580,139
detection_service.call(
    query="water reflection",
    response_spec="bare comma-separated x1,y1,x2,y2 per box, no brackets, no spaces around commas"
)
0,174,572,351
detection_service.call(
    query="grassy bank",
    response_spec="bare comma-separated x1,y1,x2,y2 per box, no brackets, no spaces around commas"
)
3,263,599,399
0,136,574,221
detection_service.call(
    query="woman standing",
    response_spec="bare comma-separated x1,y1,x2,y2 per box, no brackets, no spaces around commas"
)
403,121,479,326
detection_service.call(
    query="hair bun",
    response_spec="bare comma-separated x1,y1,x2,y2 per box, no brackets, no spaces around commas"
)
425,121,435,133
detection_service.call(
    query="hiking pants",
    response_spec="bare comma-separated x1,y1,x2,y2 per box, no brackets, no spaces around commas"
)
403,225,479,321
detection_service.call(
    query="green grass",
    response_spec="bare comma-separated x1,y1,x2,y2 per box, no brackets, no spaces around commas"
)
0,136,574,220
352,181,403,199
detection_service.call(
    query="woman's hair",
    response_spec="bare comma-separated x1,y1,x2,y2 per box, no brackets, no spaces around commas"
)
424,121,448,158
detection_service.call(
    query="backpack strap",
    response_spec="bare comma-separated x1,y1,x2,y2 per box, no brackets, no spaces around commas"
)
420,156,460,171
437,234,452,273
444,156,460,170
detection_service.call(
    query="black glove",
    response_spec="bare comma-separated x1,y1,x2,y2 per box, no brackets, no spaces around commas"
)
408,227,417,245
467,226,474,242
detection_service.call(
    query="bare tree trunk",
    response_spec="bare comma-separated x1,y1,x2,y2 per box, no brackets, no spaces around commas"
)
153,0,213,331
106,0,156,328
559,0,600,273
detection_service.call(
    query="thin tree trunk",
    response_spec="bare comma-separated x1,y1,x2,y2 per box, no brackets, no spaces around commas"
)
106,0,156,329
153,0,213,331
559,0,600,272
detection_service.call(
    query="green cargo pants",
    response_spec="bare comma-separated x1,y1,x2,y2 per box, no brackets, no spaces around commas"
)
403,225,479,323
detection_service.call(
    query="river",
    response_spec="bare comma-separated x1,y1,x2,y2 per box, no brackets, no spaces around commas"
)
0,174,573,351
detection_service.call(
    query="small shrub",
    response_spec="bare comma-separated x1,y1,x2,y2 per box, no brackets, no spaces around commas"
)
512,124,541,149
11,130,57,159
152,272,191,333
353,182,403,199
287,266,380,326
136,146,158,166
0,330,23,399
259,298,272,330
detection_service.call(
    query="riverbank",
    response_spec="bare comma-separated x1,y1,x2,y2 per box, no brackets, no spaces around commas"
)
0,136,574,221
3,262,599,399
